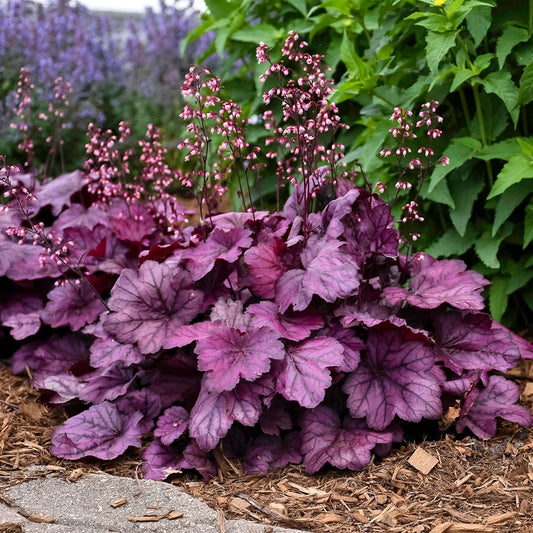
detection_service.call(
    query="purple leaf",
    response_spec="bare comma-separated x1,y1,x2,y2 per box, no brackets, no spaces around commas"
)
115,389,162,434
41,281,104,331
183,227,252,280
1,240,62,280
104,261,203,354
189,379,269,451
32,373,83,404
3,311,41,340
343,329,441,430
188,386,234,451
181,440,217,482
259,404,293,435
456,376,532,438
89,337,144,368
434,310,523,373
244,238,288,299
210,297,252,330
11,333,88,376
383,253,489,310
109,203,156,243
53,204,109,232
243,432,302,474
324,188,399,258
195,324,284,393
79,364,137,403
276,337,344,408
210,210,269,231
50,401,143,460
154,406,189,445
276,238,359,312
36,171,85,216
319,324,365,372
248,301,323,341
300,406,394,474
142,439,183,480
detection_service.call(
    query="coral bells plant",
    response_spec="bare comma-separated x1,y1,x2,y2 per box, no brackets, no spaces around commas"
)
2,34,532,481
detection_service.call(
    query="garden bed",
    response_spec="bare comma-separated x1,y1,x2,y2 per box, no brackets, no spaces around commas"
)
2,361,532,533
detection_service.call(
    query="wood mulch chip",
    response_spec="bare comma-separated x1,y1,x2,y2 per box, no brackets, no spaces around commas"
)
1,361,533,533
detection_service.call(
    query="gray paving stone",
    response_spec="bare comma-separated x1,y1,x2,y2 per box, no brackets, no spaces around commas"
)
1,473,309,533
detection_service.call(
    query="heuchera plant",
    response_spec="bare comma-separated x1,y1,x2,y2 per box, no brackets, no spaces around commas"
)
2,33,532,482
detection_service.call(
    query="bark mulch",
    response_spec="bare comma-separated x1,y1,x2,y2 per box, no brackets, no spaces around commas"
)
1,361,532,533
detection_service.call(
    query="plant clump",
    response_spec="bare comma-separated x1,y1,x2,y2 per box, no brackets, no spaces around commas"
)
0,33,532,481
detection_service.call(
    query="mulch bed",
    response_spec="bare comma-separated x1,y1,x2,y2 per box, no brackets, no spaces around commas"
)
1,361,533,533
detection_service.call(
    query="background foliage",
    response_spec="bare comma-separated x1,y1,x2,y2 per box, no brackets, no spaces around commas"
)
0,0,214,174
186,0,533,328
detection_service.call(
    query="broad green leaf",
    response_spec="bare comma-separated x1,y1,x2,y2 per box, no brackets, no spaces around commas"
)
428,137,480,192
205,0,235,18
488,154,533,198
525,199,533,248
425,31,456,73
489,276,509,321
466,5,492,47
448,172,485,236
504,261,533,294
450,68,476,93
340,30,367,75
496,26,529,69
181,18,216,54
518,61,533,106
482,71,520,126
420,177,455,208
424,225,478,258
475,138,522,161
474,223,513,269
320,0,352,16
518,138,533,159
232,24,280,46
415,14,451,32
473,54,494,71
287,0,307,16
492,181,533,236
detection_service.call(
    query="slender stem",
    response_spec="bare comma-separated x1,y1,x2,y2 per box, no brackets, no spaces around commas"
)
458,87,470,123
529,0,532,34
472,84,494,186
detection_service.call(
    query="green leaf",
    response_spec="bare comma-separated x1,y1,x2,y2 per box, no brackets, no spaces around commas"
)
525,199,533,248
468,94,508,143
517,137,533,159
448,172,485,236
496,26,529,69
425,31,456,73
489,276,509,321
482,71,520,126
415,14,451,32
420,177,455,208
205,0,235,19
474,223,513,269
518,61,533,106
475,138,522,161
232,24,280,46
286,0,307,16
428,137,480,192
340,30,367,75
424,225,478,258
492,181,533,236
181,18,216,55
488,154,533,198
466,5,492,47
450,68,476,92
504,261,533,294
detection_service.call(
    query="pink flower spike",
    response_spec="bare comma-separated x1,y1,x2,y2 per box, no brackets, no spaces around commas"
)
439,156,450,166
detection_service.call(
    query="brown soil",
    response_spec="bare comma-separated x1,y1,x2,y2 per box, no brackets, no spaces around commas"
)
1,362,533,533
